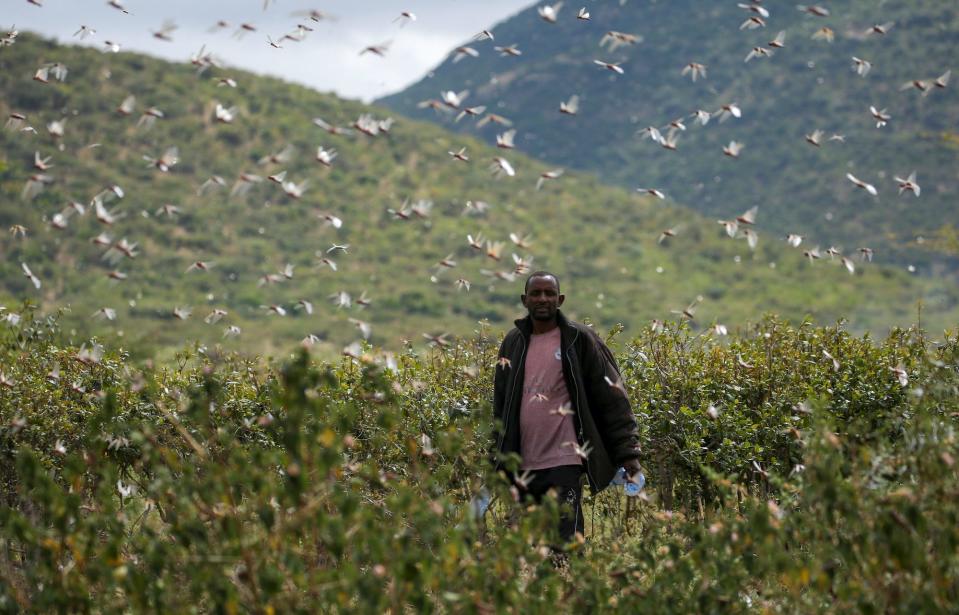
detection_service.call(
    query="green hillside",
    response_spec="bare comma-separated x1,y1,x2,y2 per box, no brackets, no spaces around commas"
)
0,33,957,360
379,0,959,268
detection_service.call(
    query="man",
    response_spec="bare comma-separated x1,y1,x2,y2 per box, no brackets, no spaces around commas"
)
492,271,642,542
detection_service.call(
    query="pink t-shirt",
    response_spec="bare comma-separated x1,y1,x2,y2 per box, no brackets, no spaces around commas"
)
519,327,583,470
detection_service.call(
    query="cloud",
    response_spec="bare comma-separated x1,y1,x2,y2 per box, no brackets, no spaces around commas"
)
4,0,532,101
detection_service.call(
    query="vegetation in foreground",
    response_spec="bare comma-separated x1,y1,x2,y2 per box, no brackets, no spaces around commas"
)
1,307,958,612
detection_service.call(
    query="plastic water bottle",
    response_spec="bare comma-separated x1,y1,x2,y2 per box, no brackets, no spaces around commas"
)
611,467,645,496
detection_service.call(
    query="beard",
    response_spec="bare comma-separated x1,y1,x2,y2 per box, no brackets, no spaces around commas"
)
529,306,556,321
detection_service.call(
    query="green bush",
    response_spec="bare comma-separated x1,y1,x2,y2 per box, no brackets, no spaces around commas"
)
0,307,957,612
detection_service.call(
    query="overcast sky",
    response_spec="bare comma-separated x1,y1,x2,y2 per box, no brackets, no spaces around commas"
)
6,0,535,101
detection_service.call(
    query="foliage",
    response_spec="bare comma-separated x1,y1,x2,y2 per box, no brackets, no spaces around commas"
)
1,34,958,360
381,0,959,269
1,307,958,612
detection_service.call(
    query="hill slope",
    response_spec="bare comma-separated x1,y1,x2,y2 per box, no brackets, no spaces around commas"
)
0,34,956,359
379,0,959,268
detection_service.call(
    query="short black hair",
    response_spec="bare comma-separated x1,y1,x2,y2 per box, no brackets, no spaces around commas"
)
524,271,560,294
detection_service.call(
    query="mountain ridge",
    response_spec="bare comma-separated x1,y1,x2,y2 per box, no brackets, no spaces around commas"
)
379,0,959,270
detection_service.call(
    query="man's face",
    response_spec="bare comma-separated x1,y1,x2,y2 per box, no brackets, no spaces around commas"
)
522,276,565,322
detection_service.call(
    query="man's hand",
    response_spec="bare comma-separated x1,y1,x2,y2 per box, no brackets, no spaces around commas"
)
623,458,643,481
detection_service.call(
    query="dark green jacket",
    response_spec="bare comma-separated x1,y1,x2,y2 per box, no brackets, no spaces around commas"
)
492,310,640,492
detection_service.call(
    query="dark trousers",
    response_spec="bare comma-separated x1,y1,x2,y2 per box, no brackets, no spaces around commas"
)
521,465,584,543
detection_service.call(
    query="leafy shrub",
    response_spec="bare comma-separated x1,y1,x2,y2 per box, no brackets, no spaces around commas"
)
0,307,957,612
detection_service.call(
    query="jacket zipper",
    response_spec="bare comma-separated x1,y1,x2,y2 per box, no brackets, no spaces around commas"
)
496,335,527,456
565,329,598,489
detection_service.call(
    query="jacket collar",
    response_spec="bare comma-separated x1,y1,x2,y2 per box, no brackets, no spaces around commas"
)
514,309,576,349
